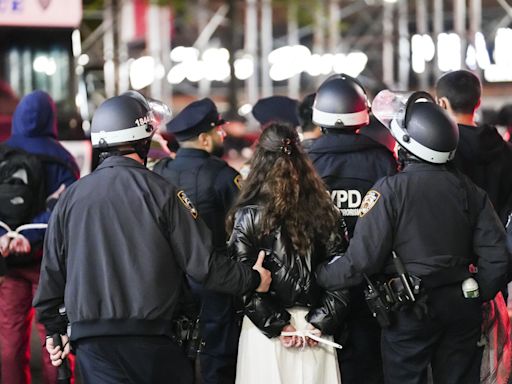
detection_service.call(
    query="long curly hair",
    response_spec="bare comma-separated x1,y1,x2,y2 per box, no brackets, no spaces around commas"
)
227,122,339,256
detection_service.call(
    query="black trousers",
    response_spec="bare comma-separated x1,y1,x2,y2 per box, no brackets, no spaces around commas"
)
381,283,483,384
74,336,194,384
338,285,385,384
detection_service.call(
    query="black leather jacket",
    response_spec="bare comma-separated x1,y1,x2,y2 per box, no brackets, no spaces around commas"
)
227,205,350,338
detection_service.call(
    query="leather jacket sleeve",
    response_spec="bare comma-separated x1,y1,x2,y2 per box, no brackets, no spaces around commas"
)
227,207,291,338
307,216,350,334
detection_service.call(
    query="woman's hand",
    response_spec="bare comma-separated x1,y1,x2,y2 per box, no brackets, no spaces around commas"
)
305,323,322,347
280,324,297,348
280,324,306,348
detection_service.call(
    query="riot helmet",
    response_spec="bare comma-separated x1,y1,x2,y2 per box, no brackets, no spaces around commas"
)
372,90,459,164
91,91,171,162
312,73,370,129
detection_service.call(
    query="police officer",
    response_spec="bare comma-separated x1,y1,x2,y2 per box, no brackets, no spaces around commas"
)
308,74,397,384
317,91,509,384
154,98,242,384
33,91,271,384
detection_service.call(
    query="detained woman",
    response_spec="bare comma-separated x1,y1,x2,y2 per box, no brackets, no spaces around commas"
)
226,122,349,384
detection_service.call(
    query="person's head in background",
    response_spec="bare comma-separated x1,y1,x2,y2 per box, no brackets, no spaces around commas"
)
312,74,370,134
435,70,481,127
251,96,300,129
298,93,322,141
166,98,226,158
227,122,339,256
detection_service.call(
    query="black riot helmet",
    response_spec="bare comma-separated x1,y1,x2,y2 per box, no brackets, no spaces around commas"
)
312,73,370,129
373,90,459,164
91,91,154,149
91,91,171,162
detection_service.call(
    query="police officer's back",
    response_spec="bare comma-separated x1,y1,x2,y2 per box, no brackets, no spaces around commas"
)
308,74,397,384
154,98,242,384
33,92,270,384
317,91,509,384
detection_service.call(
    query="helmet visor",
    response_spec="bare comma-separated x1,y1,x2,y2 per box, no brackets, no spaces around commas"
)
148,98,173,132
372,90,434,130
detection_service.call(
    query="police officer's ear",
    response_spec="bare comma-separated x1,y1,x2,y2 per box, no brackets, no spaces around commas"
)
198,132,211,148
437,96,450,111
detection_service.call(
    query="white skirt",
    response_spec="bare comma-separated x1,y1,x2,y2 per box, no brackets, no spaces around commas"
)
235,307,342,384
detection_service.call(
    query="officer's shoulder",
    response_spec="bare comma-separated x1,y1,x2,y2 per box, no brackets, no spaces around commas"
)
208,157,240,179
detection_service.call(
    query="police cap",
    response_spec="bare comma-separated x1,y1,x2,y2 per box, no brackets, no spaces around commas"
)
252,96,300,127
166,98,224,141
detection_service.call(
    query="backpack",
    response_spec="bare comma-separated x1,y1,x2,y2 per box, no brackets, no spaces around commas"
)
0,145,64,228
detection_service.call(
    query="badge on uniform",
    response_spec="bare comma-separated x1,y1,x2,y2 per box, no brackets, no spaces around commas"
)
233,175,242,190
359,190,381,217
177,190,198,219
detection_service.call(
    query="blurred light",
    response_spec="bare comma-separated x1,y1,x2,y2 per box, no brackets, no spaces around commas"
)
33,56,56,76
129,56,155,90
484,64,512,82
466,44,477,70
412,35,425,73
319,53,334,75
475,32,490,69
82,120,91,133
238,103,252,116
77,54,89,66
411,34,435,74
170,46,200,62
269,45,311,81
437,33,461,72
494,28,512,67
72,29,81,57
75,65,84,75
202,47,230,62
344,52,368,77
306,54,324,76
186,60,206,82
484,28,512,82
202,48,230,81
422,35,436,62
167,63,187,84
383,0,398,2
154,64,165,80
234,55,254,80
332,53,347,73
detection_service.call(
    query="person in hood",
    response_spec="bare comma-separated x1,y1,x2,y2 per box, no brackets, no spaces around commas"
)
307,74,397,384
436,70,512,225
0,90,79,384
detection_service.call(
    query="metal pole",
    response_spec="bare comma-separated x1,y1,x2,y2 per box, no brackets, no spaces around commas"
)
198,0,210,98
313,0,326,86
287,0,300,99
433,0,443,79
454,0,466,69
416,0,428,89
227,0,238,115
382,1,394,87
260,0,273,98
103,0,118,98
159,6,172,102
118,0,130,93
148,3,162,99
328,0,341,54
245,0,259,105
398,0,409,90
